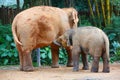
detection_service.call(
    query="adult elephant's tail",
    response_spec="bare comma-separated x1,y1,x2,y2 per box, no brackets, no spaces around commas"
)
12,19,22,46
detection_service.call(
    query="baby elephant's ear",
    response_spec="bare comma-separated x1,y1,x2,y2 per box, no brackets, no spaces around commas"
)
66,29,74,46
67,38,71,46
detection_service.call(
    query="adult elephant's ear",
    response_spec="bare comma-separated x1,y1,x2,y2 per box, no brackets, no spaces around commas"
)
69,9,79,28
62,8,79,28
72,11,79,23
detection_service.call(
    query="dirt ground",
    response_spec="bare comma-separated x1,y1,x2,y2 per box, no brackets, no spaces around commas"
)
0,63,120,80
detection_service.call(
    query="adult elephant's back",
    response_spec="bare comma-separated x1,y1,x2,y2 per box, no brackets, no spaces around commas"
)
12,6,70,50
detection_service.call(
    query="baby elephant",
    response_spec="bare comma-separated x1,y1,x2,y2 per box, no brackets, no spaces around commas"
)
54,26,110,73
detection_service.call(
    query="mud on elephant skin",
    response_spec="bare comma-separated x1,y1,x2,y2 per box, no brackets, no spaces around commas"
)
54,26,110,73
12,6,79,71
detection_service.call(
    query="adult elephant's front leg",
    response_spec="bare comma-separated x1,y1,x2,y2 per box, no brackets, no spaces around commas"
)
22,50,34,71
51,43,59,68
66,46,73,67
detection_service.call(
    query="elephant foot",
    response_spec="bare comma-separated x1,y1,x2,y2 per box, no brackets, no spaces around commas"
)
19,66,24,71
91,67,98,72
20,67,23,71
102,68,110,73
67,62,73,67
73,67,79,72
22,66,34,72
82,66,89,70
51,64,59,68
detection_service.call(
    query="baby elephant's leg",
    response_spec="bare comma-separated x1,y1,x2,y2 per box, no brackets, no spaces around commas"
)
91,56,100,72
81,53,89,70
91,48,101,72
72,46,80,71
101,53,110,73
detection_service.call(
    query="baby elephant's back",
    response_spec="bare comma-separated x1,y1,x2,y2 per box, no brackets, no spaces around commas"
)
75,26,105,50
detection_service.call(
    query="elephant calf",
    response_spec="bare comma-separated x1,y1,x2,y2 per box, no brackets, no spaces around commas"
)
54,26,110,73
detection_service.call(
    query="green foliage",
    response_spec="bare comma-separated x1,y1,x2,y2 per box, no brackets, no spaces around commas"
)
111,0,120,11
40,46,52,65
79,15,92,26
109,41,120,63
59,48,67,65
0,24,19,65
51,0,64,8
104,27,120,62
110,15,120,28
32,46,68,66
74,0,88,12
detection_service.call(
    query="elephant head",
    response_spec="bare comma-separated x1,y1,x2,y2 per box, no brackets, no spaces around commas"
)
62,8,79,28
54,29,75,47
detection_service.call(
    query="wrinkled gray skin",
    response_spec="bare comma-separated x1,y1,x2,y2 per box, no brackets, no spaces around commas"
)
54,26,110,73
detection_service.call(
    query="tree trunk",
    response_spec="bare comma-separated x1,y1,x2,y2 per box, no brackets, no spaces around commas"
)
88,0,96,26
48,0,52,6
16,0,20,12
36,48,41,67
42,0,51,6
106,0,110,25
69,0,74,7
94,0,101,27
101,0,106,27
64,0,74,7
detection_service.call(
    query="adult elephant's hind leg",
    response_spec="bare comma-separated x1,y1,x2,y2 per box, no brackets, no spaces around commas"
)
66,47,73,67
16,43,24,71
51,43,59,68
22,50,34,71
18,52,23,71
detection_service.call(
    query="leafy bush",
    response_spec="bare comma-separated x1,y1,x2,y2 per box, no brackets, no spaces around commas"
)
108,33,120,62
79,15,92,26
59,48,68,65
104,27,120,62
0,24,19,65
40,46,52,65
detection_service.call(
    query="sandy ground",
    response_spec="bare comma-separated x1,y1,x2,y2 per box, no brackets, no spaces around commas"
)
0,63,120,80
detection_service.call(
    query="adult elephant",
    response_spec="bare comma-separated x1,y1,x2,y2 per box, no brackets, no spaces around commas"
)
12,6,79,71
